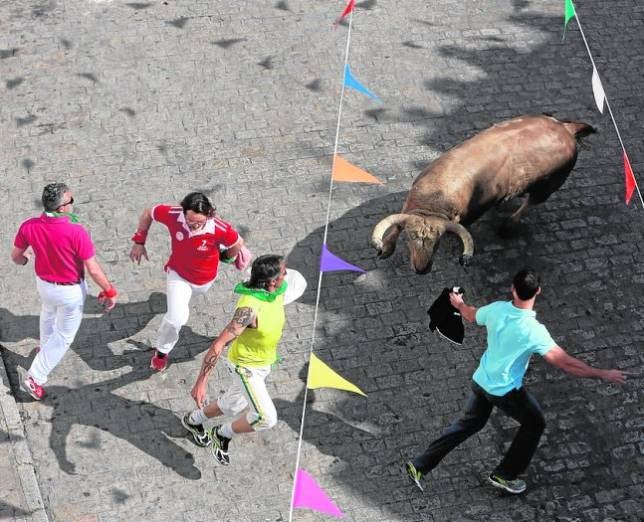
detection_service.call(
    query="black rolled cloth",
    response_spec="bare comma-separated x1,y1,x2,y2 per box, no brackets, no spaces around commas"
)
427,286,465,345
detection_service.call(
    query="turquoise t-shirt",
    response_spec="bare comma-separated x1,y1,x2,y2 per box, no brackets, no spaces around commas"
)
473,301,555,396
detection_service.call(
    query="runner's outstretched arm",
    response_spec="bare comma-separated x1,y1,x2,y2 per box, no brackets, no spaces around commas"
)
544,346,629,384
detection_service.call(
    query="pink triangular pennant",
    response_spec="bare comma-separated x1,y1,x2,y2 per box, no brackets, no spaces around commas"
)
624,152,636,205
320,244,366,273
292,468,344,518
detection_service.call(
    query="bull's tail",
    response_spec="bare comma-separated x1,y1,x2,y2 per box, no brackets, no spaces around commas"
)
562,120,596,139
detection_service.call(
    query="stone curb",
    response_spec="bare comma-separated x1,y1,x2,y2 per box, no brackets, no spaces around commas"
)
0,354,49,522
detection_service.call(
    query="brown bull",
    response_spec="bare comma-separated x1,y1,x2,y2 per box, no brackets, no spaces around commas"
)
372,115,595,274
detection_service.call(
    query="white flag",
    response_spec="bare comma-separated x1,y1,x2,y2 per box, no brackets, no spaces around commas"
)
591,66,605,114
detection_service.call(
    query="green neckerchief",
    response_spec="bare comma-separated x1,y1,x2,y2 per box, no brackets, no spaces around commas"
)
45,211,80,223
233,281,288,302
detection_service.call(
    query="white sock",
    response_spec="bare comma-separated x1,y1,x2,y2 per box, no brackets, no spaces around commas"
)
217,422,235,439
189,408,208,425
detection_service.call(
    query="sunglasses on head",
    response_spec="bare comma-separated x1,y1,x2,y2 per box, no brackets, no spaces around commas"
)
57,197,74,209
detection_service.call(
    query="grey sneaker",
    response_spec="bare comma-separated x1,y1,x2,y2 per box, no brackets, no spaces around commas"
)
406,461,424,491
210,427,231,466
181,413,210,447
488,473,527,494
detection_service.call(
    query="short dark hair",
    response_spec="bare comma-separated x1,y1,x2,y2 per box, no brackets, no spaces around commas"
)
513,268,541,300
180,192,216,217
247,255,285,289
42,183,70,212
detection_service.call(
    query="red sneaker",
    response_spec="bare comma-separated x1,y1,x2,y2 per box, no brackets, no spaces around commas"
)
150,351,168,372
22,375,45,400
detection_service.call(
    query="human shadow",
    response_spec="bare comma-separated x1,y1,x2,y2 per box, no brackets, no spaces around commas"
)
273,366,377,464
0,428,23,443
0,291,167,372
1,343,210,480
0,500,30,518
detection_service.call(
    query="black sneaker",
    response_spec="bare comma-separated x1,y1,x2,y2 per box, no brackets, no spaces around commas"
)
488,473,527,494
406,461,424,492
181,413,211,447
210,427,231,466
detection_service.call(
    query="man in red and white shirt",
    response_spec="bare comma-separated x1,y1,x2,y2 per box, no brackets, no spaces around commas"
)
11,183,118,400
129,192,246,371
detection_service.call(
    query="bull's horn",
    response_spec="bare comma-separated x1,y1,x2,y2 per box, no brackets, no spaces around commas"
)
442,222,474,265
371,214,411,249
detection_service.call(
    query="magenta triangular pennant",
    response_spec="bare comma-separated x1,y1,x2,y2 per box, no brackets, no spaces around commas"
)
292,468,344,518
320,244,365,273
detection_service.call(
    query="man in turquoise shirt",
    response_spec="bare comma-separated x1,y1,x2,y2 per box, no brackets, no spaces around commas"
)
406,268,629,494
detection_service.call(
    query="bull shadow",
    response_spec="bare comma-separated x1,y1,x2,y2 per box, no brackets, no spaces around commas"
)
0,341,211,480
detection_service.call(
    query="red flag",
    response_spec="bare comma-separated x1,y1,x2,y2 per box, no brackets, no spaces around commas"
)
335,0,355,25
624,152,636,205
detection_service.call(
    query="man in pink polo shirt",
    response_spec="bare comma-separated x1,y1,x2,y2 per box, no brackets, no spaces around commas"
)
11,183,118,400
129,192,248,372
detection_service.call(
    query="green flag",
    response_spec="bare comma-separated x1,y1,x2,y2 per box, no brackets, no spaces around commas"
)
564,0,576,28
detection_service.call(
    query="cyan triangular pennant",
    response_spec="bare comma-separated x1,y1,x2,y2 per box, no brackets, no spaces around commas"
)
343,64,381,102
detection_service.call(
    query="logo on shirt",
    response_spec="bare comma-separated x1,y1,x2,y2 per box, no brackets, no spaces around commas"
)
197,239,208,251
175,231,184,241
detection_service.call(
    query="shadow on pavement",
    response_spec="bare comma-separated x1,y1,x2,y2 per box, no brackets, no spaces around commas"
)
0,292,217,480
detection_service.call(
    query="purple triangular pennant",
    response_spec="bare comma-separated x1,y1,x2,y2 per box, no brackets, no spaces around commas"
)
320,244,365,273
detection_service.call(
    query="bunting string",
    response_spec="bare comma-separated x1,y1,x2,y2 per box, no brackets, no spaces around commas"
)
566,0,643,207
288,6,356,522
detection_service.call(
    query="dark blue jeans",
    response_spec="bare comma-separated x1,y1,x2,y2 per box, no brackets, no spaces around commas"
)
412,381,545,480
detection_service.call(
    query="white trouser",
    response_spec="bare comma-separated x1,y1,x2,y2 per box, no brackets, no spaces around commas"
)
217,360,277,431
29,279,87,385
156,269,214,354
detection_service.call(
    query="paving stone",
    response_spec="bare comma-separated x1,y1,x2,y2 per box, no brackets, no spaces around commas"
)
1,0,643,521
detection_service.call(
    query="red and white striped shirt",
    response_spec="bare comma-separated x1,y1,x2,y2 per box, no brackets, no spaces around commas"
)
152,205,240,285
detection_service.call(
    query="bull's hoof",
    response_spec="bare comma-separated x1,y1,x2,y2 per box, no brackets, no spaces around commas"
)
459,254,472,266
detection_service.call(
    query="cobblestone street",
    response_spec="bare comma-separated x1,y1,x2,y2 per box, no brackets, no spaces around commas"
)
1,1,642,521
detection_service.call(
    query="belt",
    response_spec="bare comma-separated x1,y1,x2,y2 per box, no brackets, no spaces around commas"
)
39,277,81,286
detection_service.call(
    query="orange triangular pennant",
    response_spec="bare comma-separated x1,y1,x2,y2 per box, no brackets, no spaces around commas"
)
332,155,383,184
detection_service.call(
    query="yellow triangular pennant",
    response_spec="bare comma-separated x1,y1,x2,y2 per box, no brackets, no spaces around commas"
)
332,155,383,184
307,353,366,396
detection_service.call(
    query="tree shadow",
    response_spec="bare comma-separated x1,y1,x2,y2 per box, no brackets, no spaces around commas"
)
283,183,643,518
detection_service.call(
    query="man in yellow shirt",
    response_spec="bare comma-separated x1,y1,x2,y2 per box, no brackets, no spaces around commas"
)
184,254,287,465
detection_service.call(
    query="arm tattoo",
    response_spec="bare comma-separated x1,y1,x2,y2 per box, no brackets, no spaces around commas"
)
232,307,254,327
224,307,254,337
202,353,219,375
